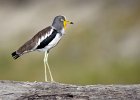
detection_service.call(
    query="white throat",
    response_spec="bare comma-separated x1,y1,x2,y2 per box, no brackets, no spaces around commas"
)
60,28,65,34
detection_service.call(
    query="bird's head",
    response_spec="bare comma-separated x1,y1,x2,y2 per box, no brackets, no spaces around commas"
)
52,15,73,32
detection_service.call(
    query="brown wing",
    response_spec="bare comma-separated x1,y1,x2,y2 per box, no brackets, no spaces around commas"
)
16,26,52,55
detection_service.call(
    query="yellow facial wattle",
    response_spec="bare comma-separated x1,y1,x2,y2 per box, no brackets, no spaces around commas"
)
64,20,67,29
63,20,73,29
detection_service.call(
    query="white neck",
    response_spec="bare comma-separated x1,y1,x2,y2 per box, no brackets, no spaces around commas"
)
60,28,65,34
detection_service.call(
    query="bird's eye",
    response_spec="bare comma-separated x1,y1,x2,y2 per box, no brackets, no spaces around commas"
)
60,19,64,22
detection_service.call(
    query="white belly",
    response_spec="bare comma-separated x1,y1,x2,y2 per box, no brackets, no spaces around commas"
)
38,33,62,52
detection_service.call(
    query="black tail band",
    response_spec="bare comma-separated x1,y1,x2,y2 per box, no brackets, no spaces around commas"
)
11,51,20,59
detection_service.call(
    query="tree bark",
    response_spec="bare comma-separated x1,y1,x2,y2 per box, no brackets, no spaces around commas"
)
0,80,140,100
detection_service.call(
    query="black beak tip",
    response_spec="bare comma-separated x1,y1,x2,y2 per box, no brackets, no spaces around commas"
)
70,22,74,24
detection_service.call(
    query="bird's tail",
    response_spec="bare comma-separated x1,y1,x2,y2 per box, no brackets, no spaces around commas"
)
11,51,20,59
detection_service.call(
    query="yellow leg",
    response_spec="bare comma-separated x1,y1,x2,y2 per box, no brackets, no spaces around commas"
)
45,52,54,82
44,52,47,82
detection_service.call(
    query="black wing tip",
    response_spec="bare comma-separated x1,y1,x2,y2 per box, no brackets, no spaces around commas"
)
11,51,20,59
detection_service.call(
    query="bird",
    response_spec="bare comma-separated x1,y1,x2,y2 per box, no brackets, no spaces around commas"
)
11,15,73,82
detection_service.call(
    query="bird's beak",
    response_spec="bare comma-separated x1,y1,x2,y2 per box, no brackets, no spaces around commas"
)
66,20,74,24
64,20,74,29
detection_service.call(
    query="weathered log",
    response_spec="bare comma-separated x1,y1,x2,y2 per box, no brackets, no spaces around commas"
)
0,80,140,100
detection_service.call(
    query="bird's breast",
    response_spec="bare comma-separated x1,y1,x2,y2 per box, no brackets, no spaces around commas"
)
47,33,62,48
37,33,62,52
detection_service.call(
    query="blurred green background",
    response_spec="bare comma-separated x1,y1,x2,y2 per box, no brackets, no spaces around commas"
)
0,0,140,85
